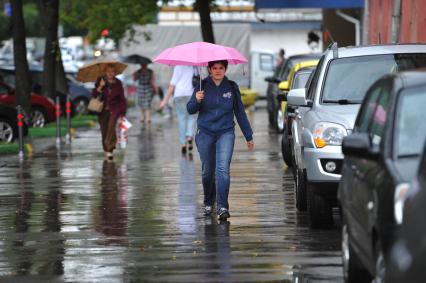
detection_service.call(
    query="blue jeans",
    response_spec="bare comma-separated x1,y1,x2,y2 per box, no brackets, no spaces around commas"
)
174,96,196,146
195,130,235,210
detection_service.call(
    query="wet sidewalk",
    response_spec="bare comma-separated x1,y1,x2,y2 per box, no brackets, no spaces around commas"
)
0,107,343,282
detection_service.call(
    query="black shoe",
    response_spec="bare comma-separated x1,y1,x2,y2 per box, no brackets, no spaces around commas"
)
217,208,230,221
187,139,193,151
181,146,187,154
203,205,213,216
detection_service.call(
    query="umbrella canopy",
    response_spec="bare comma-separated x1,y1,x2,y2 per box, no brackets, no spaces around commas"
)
76,59,128,83
153,41,247,66
123,54,152,65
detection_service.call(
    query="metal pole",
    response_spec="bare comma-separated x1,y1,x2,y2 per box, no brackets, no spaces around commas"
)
199,66,202,91
16,105,24,158
391,0,402,43
55,96,61,145
336,9,361,46
65,94,71,144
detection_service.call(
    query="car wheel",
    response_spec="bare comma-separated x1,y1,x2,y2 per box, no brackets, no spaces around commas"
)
31,106,47,128
374,242,386,283
281,125,292,166
74,98,89,115
295,169,307,211
307,182,333,228
267,97,274,125
342,223,371,283
276,108,284,133
0,118,15,143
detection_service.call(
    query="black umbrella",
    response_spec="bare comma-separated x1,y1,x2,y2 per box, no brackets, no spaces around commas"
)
123,54,152,65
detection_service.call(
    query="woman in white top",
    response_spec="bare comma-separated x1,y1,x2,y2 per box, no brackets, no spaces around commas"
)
159,65,197,154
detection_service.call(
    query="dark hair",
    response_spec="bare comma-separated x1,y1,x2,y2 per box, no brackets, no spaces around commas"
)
208,60,228,70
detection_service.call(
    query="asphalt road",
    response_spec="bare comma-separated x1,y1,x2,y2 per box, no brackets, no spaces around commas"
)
0,106,343,282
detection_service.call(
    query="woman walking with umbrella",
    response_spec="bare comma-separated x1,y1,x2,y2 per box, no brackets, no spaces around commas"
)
88,62,127,161
125,55,158,124
154,42,253,220
187,60,254,221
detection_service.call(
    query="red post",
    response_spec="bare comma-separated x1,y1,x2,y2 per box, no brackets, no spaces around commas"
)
56,96,61,145
16,105,24,157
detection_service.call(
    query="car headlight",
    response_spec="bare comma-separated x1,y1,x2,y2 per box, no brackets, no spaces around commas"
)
394,183,410,225
313,122,347,148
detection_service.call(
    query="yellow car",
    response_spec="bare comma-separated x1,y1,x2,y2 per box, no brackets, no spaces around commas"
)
240,87,257,109
276,60,319,132
276,60,318,166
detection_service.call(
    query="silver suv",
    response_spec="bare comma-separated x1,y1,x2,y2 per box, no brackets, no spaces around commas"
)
287,43,426,228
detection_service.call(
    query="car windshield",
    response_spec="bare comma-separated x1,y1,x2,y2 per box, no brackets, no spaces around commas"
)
292,70,313,89
322,53,426,104
395,86,426,158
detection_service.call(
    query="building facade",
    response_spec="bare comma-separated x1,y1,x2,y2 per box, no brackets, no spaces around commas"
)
367,0,426,44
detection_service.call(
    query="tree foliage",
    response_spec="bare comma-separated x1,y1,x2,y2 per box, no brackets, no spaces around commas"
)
60,0,159,43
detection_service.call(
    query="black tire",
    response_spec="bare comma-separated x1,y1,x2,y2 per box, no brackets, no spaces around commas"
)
307,182,333,229
295,169,307,211
275,108,284,133
0,117,16,143
281,125,292,166
374,240,386,283
342,222,371,283
30,106,47,128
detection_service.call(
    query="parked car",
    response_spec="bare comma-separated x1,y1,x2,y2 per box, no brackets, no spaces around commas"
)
0,64,76,117
277,60,318,167
386,141,426,283
339,71,426,283
0,102,28,143
0,81,55,127
287,43,426,228
265,53,320,130
66,74,92,115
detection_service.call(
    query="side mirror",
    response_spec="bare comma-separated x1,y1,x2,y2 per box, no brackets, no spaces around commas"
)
287,88,307,106
342,133,379,160
278,81,289,91
265,76,280,84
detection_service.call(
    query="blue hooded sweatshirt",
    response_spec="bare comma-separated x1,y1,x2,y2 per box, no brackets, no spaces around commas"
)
187,76,253,141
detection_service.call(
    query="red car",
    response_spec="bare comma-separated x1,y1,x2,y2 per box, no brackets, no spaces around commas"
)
0,81,55,127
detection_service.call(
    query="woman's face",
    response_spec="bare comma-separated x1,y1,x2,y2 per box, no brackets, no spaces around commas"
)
105,67,116,80
208,63,226,81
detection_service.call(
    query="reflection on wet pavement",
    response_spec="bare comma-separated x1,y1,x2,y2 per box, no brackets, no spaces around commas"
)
0,109,343,282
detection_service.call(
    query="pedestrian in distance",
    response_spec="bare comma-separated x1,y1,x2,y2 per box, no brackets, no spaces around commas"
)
92,64,127,161
133,63,157,124
187,60,254,221
276,48,285,70
159,65,197,154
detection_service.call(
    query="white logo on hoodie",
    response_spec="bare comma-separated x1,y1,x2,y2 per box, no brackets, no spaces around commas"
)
222,92,232,99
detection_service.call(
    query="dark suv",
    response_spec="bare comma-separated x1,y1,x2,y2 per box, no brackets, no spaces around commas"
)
339,71,426,283
265,53,320,130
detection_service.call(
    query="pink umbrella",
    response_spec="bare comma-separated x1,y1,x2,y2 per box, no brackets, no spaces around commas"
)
154,41,247,90
153,41,248,66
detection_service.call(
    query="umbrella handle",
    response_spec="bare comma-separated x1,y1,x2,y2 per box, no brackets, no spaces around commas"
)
199,66,202,92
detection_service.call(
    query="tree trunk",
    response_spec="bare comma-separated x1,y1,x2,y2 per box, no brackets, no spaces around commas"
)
40,0,60,99
195,0,215,43
11,0,31,114
55,47,68,94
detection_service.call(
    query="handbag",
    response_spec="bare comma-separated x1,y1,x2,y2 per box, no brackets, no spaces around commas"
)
88,97,104,113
